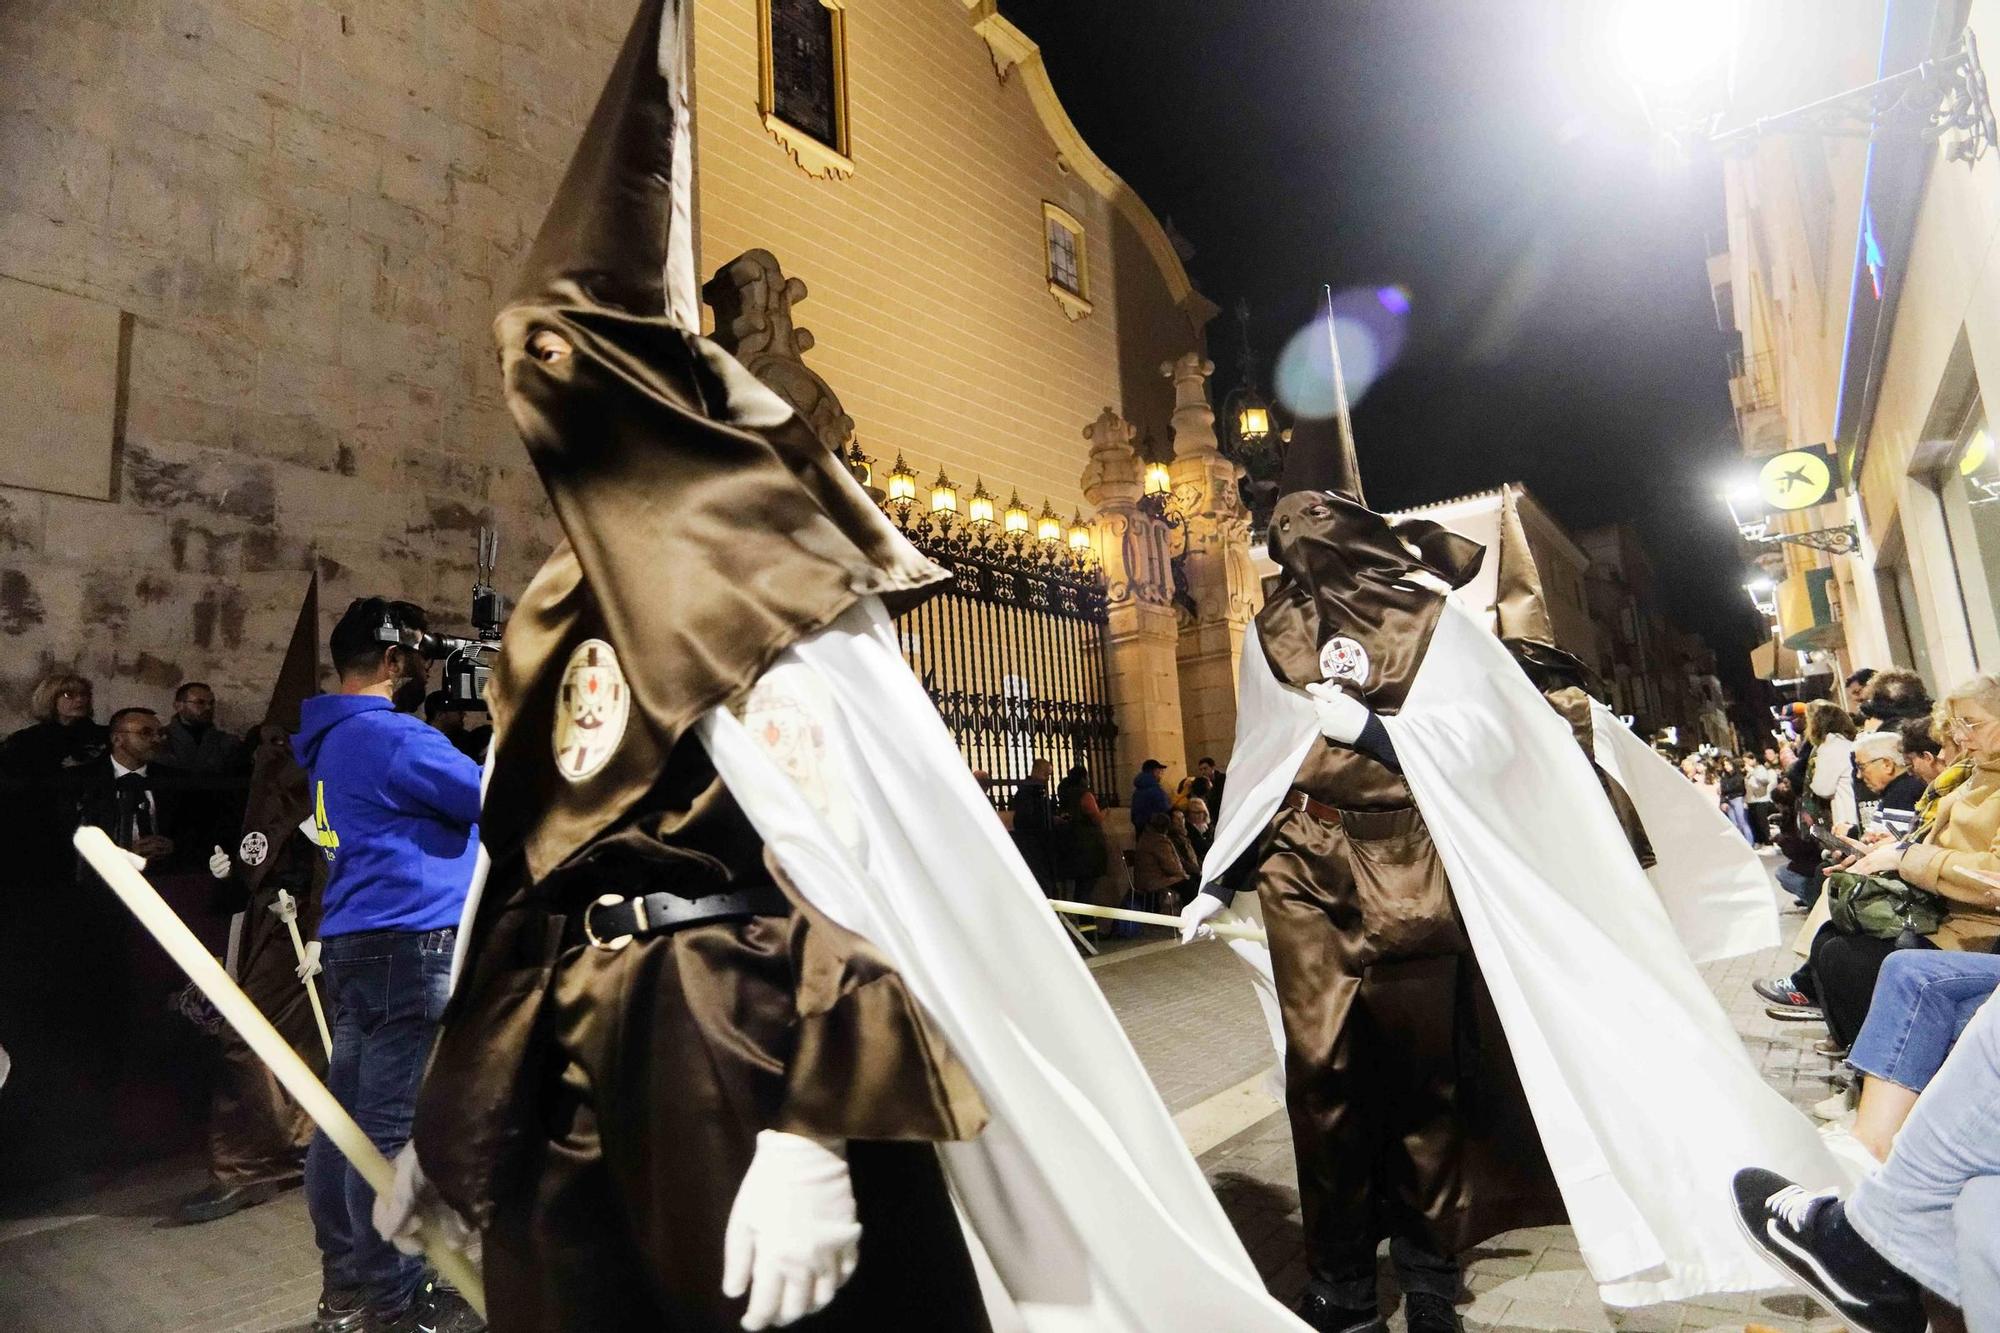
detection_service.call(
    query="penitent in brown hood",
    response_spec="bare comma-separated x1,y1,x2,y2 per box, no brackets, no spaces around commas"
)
482,0,945,875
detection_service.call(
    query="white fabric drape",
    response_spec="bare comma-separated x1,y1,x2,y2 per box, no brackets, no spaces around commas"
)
699,600,1306,1332
1588,699,1779,964
1383,603,1840,1304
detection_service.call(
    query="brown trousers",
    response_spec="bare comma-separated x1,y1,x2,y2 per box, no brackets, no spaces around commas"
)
209,892,323,1188
1258,804,1563,1279
482,926,991,1333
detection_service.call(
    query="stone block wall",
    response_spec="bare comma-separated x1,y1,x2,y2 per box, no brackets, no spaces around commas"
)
0,0,617,731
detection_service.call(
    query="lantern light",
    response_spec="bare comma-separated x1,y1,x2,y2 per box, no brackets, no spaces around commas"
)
1236,403,1271,441
844,441,874,488
967,479,996,527
1143,460,1172,497
1003,490,1031,535
1036,500,1064,544
929,469,958,514
886,454,918,504
1068,510,1092,552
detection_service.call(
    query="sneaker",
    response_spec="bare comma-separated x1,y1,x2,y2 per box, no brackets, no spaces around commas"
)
1814,1038,1850,1058
1294,1290,1387,1333
172,1180,279,1225
1766,1004,1825,1022
1403,1291,1464,1333
1729,1168,1924,1333
1754,976,1815,1008
1811,1090,1852,1121
378,1278,486,1333
313,1287,374,1333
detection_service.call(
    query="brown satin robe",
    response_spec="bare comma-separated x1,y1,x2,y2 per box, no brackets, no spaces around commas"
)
208,749,325,1189
208,845,324,1188
416,552,991,1333
1240,492,1565,1279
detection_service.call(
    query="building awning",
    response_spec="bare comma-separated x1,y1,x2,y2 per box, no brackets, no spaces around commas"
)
1778,567,1842,651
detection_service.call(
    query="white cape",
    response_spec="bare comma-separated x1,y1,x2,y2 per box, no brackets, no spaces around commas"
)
1587,699,1779,964
1202,607,1838,1305
698,600,1306,1333
1383,603,1839,1303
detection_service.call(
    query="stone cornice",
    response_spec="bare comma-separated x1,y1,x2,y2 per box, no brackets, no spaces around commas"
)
961,1,1219,334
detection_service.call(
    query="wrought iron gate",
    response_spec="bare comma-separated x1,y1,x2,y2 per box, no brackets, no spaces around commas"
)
888,519,1118,810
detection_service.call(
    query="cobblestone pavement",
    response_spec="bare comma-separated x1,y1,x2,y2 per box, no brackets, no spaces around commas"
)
0,862,1840,1332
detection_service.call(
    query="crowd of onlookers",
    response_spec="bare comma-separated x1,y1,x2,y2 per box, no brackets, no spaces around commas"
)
1000,754,1224,935
1700,666,2000,1331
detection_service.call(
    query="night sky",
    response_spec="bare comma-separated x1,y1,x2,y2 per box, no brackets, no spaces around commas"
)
1002,0,1768,696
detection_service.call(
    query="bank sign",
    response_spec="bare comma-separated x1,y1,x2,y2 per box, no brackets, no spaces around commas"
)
1756,445,1836,513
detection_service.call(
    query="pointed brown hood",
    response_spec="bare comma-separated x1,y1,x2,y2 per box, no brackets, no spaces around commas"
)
1256,489,1483,714
239,572,320,893
1278,413,1366,506
1493,487,1596,693
485,0,944,879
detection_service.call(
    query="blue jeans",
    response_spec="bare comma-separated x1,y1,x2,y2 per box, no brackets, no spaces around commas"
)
1776,864,1820,908
304,927,454,1311
1848,993,2000,1317
1848,951,2000,1092
1724,797,1755,844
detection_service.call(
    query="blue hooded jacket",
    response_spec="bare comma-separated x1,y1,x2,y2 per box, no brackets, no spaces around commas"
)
294,694,482,938
1130,767,1171,832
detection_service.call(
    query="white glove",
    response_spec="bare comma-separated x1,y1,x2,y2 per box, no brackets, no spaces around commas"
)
371,1141,472,1257
1178,892,1226,944
722,1131,861,1329
295,939,322,981
1305,681,1370,744
208,845,231,880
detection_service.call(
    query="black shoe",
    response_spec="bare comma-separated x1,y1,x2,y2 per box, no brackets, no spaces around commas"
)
1754,976,1815,1008
173,1180,279,1225
313,1286,376,1333
378,1278,486,1333
1403,1292,1463,1333
1729,1168,1925,1333
1294,1290,1387,1333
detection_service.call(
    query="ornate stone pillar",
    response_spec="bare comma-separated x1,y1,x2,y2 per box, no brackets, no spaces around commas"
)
1080,406,1185,796
1161,353,1259,773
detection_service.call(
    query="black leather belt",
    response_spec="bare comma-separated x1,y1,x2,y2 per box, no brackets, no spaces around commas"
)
572,883,792,952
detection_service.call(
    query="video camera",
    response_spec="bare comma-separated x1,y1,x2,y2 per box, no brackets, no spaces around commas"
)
375,528,508,712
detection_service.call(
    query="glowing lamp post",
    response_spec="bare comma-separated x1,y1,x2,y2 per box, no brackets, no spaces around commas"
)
929,469,958,516
967,479,996,528
886,454,918,508
1036,500,1064,544
1003,490,1031,537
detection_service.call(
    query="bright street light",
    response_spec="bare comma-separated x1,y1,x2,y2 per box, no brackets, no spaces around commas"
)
1611,0,1736,94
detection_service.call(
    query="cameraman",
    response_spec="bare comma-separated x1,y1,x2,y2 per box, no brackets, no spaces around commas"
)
294,598,483,1333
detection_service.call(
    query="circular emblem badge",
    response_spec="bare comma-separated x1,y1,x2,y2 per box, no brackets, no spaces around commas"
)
238,831,268,867
1319,635,1371,686
554,638,629,781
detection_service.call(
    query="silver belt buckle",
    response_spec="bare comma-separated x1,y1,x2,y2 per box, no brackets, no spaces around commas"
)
584,892,645,952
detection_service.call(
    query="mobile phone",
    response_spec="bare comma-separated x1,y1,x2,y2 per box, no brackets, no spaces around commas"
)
1811,825,1868,857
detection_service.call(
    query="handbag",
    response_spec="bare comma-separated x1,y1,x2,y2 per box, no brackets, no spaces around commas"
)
1825,870,1946,942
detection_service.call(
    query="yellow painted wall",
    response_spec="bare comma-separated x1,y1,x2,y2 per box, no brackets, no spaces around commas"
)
691,0,1132,515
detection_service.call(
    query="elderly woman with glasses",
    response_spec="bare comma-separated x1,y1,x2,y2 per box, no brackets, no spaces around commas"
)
1807,676,2000,1055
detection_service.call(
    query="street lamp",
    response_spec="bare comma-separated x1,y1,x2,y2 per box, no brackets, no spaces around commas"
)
1143,459,1172,499
967,479,996,528
1744,576,1778,618
886,454,918,507
929,469,958,516
1035,500,1064,544
1003,490,1031,537
1068,510,1092,555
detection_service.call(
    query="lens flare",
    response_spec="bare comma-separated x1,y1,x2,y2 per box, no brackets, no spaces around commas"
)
1274,286,1411,419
